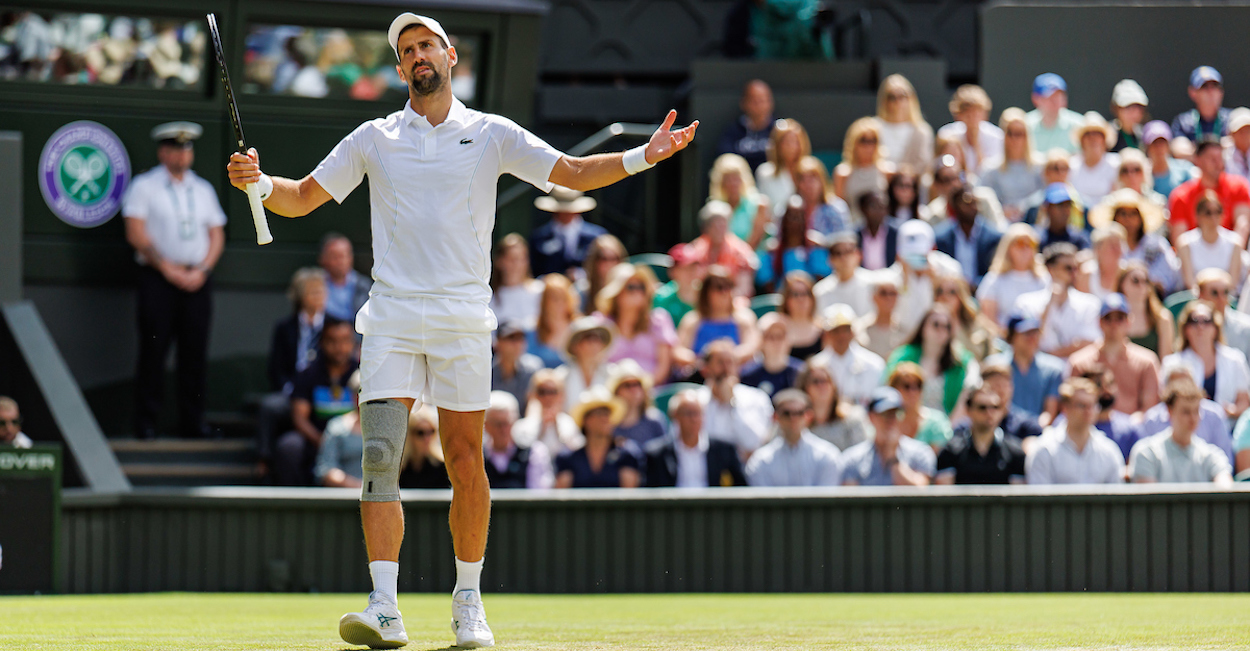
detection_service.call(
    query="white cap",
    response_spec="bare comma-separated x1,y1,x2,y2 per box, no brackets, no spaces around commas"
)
387,13,451,60
150,121,202,144
1111,79,1148,108
1230,107,1250,133
897,219,935,257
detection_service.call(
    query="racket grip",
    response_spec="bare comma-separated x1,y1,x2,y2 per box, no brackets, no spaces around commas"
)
245,182,273,245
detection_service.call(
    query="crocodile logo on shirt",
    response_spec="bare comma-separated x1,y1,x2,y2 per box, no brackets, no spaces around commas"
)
459,138,474,145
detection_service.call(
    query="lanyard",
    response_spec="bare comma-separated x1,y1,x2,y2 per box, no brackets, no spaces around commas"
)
1190,109,1224,140
165,180,196,240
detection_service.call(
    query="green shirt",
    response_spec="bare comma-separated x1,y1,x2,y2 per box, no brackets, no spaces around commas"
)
1025,108,1084,155
916,407,954,448
653,281,693,328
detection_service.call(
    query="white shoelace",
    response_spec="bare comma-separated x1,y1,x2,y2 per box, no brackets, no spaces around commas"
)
453,591,490,632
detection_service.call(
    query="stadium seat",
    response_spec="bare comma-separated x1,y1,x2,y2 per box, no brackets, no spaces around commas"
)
1164,289,1197,319
628,253,673,283
651,382,703,415
750,293,783,317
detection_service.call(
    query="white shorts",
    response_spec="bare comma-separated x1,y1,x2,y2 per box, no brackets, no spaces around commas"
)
355,295,495,412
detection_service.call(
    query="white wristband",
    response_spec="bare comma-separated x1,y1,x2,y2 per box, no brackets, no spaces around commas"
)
622,145,654,175
256,173,274,201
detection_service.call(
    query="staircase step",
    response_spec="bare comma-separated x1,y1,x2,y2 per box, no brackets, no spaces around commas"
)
121,462,261,487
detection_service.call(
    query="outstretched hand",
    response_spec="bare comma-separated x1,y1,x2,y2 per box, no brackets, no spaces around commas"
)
644,110,699,165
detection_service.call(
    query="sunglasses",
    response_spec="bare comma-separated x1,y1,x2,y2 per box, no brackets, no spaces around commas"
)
624,283,647,293
412,428,436,437
537,386,560,396
1101,312,1127,322
927,320,952,330
895,382,922,392
1198,208,1223,216
777,408,809,419
1126,276,1148,285
876,289,899,298
1187,317,1215,326
1005,130,1027,138
859,138,879,145
887,92,908,101
1119,167,1144,176
971,403,1000,412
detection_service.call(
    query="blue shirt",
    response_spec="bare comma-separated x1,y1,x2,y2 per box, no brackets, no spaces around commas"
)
739,357,803,397
988,351,1065,418
324,270,361,321
555,440,642,488
840,435,936,486
952,220,982,284
1153,159,1198,199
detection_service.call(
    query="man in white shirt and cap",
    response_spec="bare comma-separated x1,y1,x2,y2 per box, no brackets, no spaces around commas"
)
810,304,885,405
226,12,698,649
123,121,226,440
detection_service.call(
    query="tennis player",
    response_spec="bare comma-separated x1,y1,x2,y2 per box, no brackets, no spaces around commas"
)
227,12,696,649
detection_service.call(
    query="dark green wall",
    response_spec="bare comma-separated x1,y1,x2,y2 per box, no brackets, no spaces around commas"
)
62,487,1250,594
8,0,547,290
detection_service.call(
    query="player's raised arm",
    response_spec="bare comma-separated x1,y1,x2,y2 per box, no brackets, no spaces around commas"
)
226,148,332,218
548,109,699,192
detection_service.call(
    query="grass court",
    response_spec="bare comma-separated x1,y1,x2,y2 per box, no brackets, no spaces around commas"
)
3,592,1249,650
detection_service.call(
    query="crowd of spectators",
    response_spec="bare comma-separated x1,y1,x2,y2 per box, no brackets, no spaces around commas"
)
241,24,476,101
265,67,1250,491
0,10,204,88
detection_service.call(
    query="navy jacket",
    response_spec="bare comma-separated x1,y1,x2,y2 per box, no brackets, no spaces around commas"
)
934,218,1003,286
644,436,747,488
268,314,319,392
857,223,898,269
529,218,608,277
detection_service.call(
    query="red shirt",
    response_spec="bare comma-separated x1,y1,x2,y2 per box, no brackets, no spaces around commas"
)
687,234,758,277
1168,173,1250,231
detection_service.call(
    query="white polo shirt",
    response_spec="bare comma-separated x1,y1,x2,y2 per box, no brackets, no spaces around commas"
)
121,166,227,266
1026,426,1125,485
312,98,563,309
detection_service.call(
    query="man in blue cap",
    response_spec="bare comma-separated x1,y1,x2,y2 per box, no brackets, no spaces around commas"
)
1068,293,1162,418
840,386,935,486
1036,183,1091,250
1026,73,1083,155
1172,66,1231,142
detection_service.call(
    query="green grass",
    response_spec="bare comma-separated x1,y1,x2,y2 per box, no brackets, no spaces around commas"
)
2,593,1248,650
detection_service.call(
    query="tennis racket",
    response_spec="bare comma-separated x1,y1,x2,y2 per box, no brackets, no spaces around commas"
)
207,13,272,245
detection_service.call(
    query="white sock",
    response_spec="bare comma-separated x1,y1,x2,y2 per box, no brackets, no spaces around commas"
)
369,560,399,603
454,557,484,594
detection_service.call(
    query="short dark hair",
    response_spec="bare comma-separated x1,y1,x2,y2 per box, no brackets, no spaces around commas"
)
1194,136,1223,157
320,231,351,253
965,385,999,408
322,316,353,336
1042,242,1078,266
979,363,1011,383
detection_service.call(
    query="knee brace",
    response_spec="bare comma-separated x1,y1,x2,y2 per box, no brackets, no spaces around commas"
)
359,398,409,502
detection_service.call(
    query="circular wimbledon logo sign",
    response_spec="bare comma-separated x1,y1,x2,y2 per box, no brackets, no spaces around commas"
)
38,121,131,228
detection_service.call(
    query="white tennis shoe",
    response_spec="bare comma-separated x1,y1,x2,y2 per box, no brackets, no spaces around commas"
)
339,591,409,649
451,589,495,648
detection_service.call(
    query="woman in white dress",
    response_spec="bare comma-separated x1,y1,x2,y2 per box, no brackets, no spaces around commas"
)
974,223,1049,329
833,117,895,224
874,74,934,175
1177,190,1242,290
489,233,544,332
1163,301,1250,423
754,118,810,216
